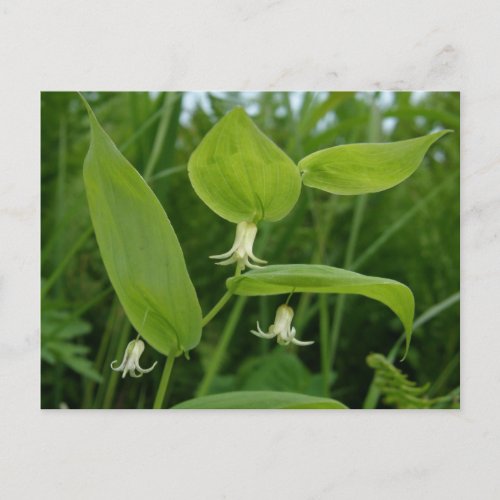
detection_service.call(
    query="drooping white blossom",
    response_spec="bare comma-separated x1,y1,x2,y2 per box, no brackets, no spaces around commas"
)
210,221,267,270
111,339,157,379
251,304,314,347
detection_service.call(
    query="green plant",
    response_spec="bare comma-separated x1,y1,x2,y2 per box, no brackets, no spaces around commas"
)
366,353,459,409
76,94,451,409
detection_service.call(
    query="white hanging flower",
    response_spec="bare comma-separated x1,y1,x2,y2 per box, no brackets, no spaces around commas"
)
210,221,267,270
111,339,157,378
251,304,314,347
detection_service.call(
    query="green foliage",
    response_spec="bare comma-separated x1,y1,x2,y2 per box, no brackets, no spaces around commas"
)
41,307,102,383
173,390,347,409
236,351,312,393
40,91,460,409
82,97,201,357
366,353,459,409
227,264,414,357
299,130,451,195
188,107,301,223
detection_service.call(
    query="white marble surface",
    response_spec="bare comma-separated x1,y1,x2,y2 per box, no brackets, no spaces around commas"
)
1,0,499,498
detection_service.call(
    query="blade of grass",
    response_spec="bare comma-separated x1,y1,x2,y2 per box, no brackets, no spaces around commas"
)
351,172,458,271
143,92,181,180
83,301,121,408
53,114,67,298
149,164,187,183
92,307,126,408
304,187,337,394
53,286,113,336
319,295,330,395
41,225,94,300
427,352,459,398
153,354,176,409
102,323,131,409
329,195,367,366
41,191,88,267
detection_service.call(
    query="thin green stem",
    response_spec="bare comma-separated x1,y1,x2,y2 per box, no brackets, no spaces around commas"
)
305,189,337,391
329,195,367,365
201,264,242,327
121,105,163,154
319,295,330,396
153,355,176,409
428,353,459,398
196,297,247,397
149,164,187,183
93,308,126,408
285,291,294,306
54,114,67,298
201,290,234,327
83,302,120,408
102,322,131,409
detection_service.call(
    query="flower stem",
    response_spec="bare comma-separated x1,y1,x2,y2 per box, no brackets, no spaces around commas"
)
201,265,242,327
329,194,367,365
153,355,176,409
201,290,233,327
196,296,247,397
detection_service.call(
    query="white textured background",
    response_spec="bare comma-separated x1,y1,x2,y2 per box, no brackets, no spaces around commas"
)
1,0,498,498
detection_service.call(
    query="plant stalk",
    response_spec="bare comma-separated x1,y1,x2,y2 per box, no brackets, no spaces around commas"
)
329,194,367,365
196,297,247,397
201,290,234,327
153,355,176,409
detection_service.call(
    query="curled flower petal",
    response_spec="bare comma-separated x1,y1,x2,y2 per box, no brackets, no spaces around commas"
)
244,257,264,270
136,360,158,374
214,255,238,266
251,321,277,339
246,250,267,265
291,338,315,346
110,359,125,371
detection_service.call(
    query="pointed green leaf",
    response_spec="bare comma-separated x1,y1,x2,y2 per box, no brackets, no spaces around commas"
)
188,107,301,223
299,130,451,195
82,98,201,357
173,391,347,409
227,264,414,358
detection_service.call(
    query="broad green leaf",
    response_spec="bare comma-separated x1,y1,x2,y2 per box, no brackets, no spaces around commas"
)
227,264,414,358
188,107,301,223
82,98,201,357
173,391,347,409
299,130,451,195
